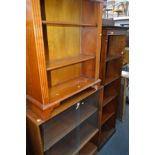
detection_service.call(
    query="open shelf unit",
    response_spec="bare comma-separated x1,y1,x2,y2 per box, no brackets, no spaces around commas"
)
97,26,128,148
26,0,103,118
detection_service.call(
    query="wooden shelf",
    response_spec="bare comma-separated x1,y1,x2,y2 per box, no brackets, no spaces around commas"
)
45,124,98,155
105,75,120,86
106,55,122,62
42,21,97,27
79,142,97,155
49,76,101,105
103,94,118,107
101,112,115,125
43,105,97,151
46,54,95,71
100,128,115,146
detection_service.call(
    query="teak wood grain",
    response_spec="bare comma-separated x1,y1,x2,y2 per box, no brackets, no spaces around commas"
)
26,0,103,118
96,26,128,148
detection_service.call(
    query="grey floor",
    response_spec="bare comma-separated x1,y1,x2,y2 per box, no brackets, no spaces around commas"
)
97,104,129,155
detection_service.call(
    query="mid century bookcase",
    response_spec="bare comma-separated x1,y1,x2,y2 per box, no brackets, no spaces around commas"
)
26,0,103,118
93,26,128,148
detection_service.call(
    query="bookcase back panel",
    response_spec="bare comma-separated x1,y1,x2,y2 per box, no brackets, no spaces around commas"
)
107,35,126,57
104,78,121,100
49,64,81,86
81,59,95,78
81,27,98,54
105,58,122,80
44,0,81,23
101,115,116,134
46,26,81,61
82,0,98,24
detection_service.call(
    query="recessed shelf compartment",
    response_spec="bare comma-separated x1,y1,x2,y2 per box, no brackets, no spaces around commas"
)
49,76,100,105
45,114,98,155
103,94,118,107
46,54,95,71
104,78,121,102
79,142,97,155
105,58,122,85
100,115,116,146
107,35,126,58
105,75,120,86
102,98,116,125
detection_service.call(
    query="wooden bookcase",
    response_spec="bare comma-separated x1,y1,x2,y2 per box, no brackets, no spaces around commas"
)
93,26,128,148
26,0,103,118
27,88,102,155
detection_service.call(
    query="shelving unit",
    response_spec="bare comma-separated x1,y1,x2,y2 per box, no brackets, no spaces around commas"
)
94,26,128,148
27,87,103,155
26,0,103,119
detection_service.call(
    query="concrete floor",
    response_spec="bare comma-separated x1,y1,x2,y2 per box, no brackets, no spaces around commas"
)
97,104,129,155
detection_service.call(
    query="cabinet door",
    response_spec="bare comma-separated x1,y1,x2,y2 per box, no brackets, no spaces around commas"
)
41,103,80,154
41,90,100,155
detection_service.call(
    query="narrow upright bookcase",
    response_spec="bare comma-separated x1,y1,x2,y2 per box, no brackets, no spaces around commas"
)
93,26,128,148
27,0,103,118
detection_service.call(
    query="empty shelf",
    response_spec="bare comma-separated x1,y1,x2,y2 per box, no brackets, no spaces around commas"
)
49,76,101,105
46,54,95,71
105,75,120,86
42,21,97,27
79,142,97,155
103,94,118,107
101,112,115,125
100,128,115,146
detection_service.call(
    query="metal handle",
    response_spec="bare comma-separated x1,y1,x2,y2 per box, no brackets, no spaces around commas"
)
76,102,80,110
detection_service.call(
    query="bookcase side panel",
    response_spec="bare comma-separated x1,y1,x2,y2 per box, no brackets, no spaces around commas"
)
26,0,49,105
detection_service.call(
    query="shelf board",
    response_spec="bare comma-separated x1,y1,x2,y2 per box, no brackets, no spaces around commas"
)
42,105,97,151
103,94,118,107
105,75,120,86
106,55,122,62
46,124,98,155
79,142,97,155
100,128,116,146
46,54,95,71
42,21,97,27
48,76,101,106
101,112,115,125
